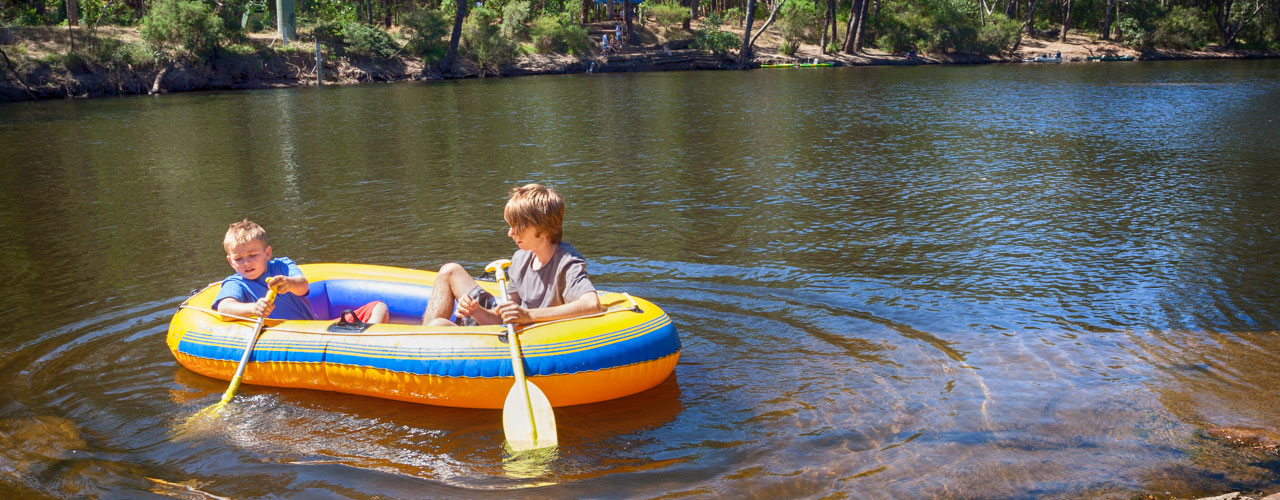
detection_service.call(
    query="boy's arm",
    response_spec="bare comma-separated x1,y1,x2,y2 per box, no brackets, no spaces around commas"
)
497,292,601,325
267,274,309,296
217,296,275,318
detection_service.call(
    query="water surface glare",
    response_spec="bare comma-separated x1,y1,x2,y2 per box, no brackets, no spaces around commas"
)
1,59,1279,498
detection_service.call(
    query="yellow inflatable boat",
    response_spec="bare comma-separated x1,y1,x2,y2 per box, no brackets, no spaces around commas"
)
167,263,680,409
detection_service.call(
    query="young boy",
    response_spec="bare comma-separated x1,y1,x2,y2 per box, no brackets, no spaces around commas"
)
422,184,600,327
214,219,389,324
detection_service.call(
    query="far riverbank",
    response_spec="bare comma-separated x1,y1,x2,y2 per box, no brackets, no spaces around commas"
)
1,23,1276,101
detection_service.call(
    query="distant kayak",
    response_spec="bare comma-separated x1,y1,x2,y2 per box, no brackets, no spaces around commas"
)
1022,56,1063,63
1086,54,1135,61
760,62,836,68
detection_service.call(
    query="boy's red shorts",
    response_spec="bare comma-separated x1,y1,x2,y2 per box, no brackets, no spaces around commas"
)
350,301,386,322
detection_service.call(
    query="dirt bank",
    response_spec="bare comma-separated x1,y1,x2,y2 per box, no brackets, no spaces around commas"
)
1,23,1276,101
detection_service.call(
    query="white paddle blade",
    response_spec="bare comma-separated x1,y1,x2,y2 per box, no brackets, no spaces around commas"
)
503,380,558,451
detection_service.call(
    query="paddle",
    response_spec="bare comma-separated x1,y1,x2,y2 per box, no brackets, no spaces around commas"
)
486,259,558,451
190,289,278,420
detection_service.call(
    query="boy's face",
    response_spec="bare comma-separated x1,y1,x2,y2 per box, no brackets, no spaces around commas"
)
507,223,546,252
225,239,272,280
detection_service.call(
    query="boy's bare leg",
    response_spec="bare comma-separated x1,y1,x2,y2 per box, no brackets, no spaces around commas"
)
422,263,479,326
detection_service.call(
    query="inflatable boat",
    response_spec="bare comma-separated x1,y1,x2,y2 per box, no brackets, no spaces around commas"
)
167,263,680,409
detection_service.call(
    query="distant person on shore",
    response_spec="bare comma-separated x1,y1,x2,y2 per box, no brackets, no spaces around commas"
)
421,184,600,327
615,22,623,44
214,219,389,324
602,33,610,54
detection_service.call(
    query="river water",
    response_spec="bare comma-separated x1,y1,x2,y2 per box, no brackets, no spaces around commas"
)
1,59,1278,498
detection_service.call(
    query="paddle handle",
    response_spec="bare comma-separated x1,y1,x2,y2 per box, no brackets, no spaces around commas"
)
220,289,277,403
487,260,539,441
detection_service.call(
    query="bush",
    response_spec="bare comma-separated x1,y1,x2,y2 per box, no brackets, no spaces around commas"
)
463,5,518,73
342,22,400,59
723,7,745,26
402,7,451,60
650,1,689,34
139,0,227,57
975,12,1022,54
501,0,532,40
530,14,590,54
1115,17,1148,49
1150,6,1211,49
778,0,822,46
866,0,995,54
692,14,739,53
777,40,798,55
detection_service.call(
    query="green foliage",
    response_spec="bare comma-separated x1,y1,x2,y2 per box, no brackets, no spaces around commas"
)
501,0,532,40
650,1,689,34
341,22,400,59
91,37,159,67
867,0,1006,54
722,7,745,26
826,41,840,53
1115,17,1148,49
139,0,227,57
975,12,1022,54
529,14,590,54
778,0,822,46
80,0,139,26
300,0,359,24
463,5,517,73
402,7,451,60
1150,6,1211,49
692,13,739,53
777,40,798,55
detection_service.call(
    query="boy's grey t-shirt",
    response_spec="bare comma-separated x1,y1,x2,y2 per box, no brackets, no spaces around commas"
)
507,241,596,309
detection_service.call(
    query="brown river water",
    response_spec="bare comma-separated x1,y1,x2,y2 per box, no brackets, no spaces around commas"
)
1,59,1278,498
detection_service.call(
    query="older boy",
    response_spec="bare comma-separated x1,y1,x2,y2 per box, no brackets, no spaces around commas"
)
215,219,389,323
422,184,600,327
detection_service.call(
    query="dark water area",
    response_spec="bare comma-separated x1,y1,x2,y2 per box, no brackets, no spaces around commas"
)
1,59,1278,498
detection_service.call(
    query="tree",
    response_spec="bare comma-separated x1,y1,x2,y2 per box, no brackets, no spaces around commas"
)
1213,0,1264,47
1059,0,1071,41
442,0,470,73
739,0,757,61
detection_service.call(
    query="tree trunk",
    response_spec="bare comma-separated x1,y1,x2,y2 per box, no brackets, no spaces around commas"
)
582,0,591,23
1214,0,1264,47
820,0,832,52
738,0,757,62
625,0,633,35
66,0,79,26
852,0,869,50
842,0,864,52
1058,0,1070,42
1101,0,1113,39
747,0,785,48
442,0,469,74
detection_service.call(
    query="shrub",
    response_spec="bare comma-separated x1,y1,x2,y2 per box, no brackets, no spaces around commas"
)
723,7,745,26
139,0,227,57
530,14,590,54
463,5,518,73
1115,17,1148,49
92,38,159,67
692,16,740,53
501,0,532,40
402,7,451,60
777,40,798,55
1150,6,1211,49
778,0,822,46
975,12,1022,54
342,22,400,59
650,1,689,34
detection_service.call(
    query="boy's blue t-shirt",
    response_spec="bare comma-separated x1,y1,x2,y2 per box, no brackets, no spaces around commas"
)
212,257,318,320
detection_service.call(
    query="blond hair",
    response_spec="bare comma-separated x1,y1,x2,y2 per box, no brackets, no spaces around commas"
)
223,219,267,251
504,184,564,244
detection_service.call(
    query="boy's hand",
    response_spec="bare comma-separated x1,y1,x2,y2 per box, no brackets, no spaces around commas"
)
267,275,291,294
496,301,532,325
252,296,275,318
457,295,501,325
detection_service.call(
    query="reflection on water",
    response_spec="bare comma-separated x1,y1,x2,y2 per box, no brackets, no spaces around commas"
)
1,59,1279,497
